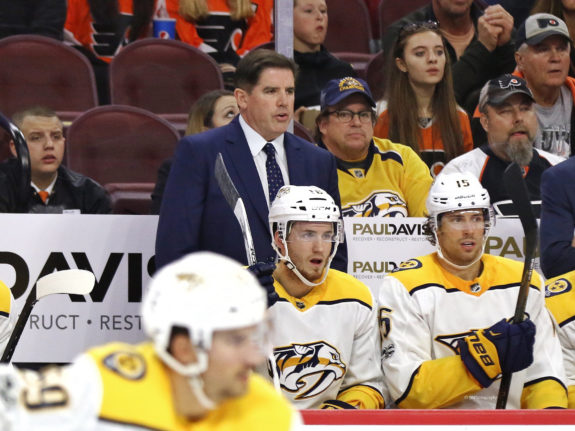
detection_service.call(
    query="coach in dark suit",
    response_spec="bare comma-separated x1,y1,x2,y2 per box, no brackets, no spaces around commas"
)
540,156,575,279
155,49,346,271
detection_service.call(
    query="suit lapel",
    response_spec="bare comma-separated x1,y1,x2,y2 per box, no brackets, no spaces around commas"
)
220,119,269,227
285,133,306,184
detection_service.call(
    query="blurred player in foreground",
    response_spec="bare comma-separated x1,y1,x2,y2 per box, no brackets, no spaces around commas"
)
378,171,567,409
0,252,302,430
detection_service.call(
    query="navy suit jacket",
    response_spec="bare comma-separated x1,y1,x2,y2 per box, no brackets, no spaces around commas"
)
155,116,347,271
540,156,575,278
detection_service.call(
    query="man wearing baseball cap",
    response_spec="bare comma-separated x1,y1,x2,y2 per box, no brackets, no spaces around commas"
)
315,77,432,217
515,13,575,158
443,74,564,217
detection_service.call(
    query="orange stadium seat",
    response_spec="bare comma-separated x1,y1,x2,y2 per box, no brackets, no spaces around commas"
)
66,105,180,186
0,35,98,119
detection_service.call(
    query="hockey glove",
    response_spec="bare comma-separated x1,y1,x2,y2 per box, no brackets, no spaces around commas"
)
320,399,356,409
458,318,535,388
247,261,279,307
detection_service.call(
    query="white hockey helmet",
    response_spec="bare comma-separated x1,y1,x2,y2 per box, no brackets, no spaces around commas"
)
142,251,267,402
426,171,493,228
269,185,343,286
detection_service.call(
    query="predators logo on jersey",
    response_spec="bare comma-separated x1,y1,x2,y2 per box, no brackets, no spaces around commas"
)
342,190,407,217
546,277,572,298
272,341,346,400
103,351,146,380
392,259,423,273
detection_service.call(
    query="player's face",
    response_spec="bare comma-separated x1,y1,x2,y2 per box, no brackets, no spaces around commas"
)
203,325,266,402
285,221,335,282
396,31,446,88
293,0,328,53
15,115,65,187
319,94,374,161
480,93,537,166
235,67,295,142
210,95,239,128
515,35,570,90
433,0,473,17
436,209,486,266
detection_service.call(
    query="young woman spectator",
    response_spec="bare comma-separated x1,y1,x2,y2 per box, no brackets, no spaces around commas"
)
374,22,473,177
151,89,238,214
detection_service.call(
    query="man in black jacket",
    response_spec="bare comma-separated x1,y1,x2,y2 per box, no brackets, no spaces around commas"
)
383,0,515,116
0,106,111,214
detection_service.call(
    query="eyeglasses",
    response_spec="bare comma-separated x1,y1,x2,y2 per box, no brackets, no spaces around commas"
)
287,231,338,243
327,110,373,124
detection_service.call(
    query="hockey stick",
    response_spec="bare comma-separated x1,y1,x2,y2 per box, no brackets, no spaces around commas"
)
495,162,539,409
0,269,95,363
214,153,257,265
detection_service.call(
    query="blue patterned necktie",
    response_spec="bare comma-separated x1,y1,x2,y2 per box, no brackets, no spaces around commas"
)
264,142,284,203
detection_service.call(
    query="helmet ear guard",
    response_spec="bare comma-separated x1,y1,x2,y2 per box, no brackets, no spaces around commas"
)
141,252,267,408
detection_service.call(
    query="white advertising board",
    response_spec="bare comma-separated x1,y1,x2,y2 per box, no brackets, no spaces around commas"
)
0,215,533,363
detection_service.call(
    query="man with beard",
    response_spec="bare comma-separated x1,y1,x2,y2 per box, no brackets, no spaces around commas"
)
442,74,563,217
377,171,567,409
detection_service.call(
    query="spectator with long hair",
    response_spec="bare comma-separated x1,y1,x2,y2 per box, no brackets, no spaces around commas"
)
374,21,473,177
151,89,238,214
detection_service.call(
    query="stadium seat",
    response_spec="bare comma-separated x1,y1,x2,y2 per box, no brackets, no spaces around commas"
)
66,105,180,186
365,50,386,102
0,35,98,119
379,0,430,41
325,0,375,54
104,183,155,215
110,38,224,116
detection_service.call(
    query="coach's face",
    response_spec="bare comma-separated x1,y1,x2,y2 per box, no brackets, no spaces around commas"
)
235,67,295,141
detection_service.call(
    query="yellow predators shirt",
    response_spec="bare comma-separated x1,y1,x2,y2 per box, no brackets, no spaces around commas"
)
378,253,567,409
268,269,386,409
9,342,301,430
337,138,432,218
545,270,575,408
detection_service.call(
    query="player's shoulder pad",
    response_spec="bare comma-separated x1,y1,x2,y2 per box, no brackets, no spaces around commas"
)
391,258,423,274
487,255,542,289
88,342,147,381
545,271,575,326
0,280,11,316
546,273,575,299
323,269,374,307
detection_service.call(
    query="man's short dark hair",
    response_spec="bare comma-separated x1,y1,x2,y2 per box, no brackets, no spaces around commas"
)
234,49,298,92
12,106,60,129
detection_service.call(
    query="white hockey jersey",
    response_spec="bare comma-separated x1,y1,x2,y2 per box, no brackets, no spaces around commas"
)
378,253,567,409
0,342,302,430
545,270,575,408
267,269,386,409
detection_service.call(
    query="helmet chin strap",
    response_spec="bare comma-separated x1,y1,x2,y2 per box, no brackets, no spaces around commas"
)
157,347,217,411
274,238,333,287
433,231,486,271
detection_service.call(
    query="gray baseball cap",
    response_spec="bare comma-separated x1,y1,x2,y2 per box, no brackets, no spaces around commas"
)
516,13,571,47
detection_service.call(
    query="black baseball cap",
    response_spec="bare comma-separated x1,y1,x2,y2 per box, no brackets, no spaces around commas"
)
478,75,535,112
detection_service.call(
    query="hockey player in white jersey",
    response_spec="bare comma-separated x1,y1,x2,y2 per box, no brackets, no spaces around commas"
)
378,171,567,409
545,270,575,408
260,185,385,409
0,280,16,357
0,252,302,430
